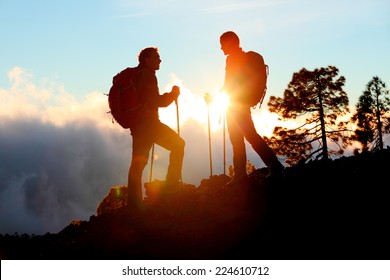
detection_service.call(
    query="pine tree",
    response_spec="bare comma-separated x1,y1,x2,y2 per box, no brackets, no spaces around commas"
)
267,66,350,166
351,76,390,152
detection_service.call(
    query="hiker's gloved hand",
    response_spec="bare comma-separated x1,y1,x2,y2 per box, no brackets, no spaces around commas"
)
170,86,180,102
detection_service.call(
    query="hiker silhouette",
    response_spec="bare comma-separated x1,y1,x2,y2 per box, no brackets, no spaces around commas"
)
127,47,185,209
219,31,284,185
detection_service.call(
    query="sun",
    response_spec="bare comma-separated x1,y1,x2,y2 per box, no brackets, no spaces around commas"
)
208,91,229,122
203,91,230,130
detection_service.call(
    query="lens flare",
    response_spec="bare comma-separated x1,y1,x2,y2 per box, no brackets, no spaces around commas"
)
210,91,229,119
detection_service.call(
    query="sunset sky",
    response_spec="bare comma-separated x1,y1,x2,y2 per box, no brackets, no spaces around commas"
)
1,0,389,234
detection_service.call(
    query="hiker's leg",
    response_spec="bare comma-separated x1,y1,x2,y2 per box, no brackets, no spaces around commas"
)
153,120,185,184
240,108,284,171
226,108,246,177
128,129,153,207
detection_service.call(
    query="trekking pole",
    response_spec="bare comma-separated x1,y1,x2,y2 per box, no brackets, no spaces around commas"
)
175,98,180,136
223,112,226,175
175,98,182,182
218,112,226,175
149,144,155,182
204,93,213,177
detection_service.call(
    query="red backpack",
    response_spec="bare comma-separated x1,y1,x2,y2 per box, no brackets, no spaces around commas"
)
108,67,142,129
243,51,269,108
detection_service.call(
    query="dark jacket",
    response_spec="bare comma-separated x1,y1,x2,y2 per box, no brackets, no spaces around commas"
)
136,65,176,120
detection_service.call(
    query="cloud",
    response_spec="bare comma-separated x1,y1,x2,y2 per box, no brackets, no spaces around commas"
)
0,117,134,234
0,68,135,234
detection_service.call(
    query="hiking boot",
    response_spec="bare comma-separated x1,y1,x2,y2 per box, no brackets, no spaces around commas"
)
226,174,249,187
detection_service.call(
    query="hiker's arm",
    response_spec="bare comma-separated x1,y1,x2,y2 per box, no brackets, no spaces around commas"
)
222,55,245,103
159,86,179,106
222,56,233,94
157,91,178,107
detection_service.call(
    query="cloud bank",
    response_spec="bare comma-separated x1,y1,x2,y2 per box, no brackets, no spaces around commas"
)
0,67,136,234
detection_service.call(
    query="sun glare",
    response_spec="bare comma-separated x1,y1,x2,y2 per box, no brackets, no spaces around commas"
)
209,91,229,118
205,91,230,131
159,77,231,132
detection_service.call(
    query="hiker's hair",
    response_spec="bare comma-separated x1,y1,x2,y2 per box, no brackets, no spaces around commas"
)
220,31,240,46
138,47,159,64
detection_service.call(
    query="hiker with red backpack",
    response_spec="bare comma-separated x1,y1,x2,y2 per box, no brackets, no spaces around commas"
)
109,47,185,209
219,31,284,186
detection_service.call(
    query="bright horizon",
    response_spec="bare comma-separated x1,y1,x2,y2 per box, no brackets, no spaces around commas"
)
1,0,389,234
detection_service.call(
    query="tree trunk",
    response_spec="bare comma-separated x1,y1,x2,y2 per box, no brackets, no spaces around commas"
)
318,78,329,161
375,87,384,150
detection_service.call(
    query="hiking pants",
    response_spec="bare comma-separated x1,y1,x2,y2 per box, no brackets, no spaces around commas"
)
226,104,281,177
128,118,185,204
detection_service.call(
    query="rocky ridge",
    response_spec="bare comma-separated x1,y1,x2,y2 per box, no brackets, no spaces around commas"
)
1,149,390,260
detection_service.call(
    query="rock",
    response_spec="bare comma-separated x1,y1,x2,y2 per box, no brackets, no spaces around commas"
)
96,185,127,216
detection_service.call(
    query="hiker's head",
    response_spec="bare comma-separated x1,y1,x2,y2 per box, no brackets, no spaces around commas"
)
220,31,240,55
138,47,161,70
